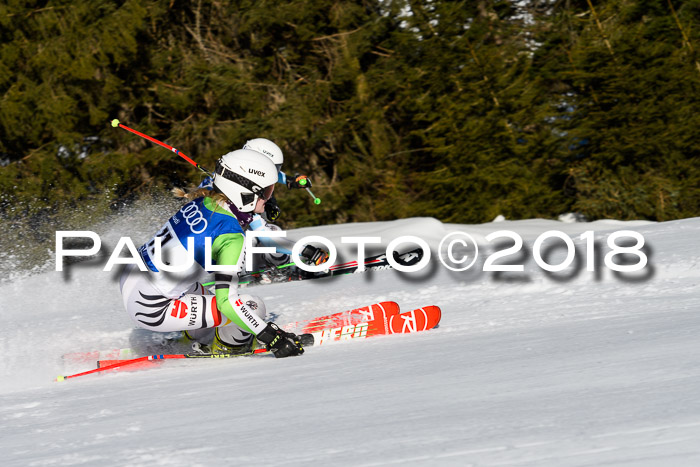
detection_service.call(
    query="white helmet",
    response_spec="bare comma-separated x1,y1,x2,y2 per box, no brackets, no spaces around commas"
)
213,149,278,212
242,138,283,172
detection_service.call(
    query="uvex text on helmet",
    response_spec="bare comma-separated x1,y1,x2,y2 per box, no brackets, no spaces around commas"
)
243,138,283,172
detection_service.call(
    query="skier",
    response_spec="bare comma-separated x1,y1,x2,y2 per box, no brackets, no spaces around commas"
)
241,138,329,274
119,149,305,357
243,137,313,222
199,138,329,279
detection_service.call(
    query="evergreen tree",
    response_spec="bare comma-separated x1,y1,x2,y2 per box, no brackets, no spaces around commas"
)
532,0,700,220
0,0,698,226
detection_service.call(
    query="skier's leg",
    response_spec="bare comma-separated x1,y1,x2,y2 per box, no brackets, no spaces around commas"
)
121,268,225,333
211,294,268,355
121,268,269,354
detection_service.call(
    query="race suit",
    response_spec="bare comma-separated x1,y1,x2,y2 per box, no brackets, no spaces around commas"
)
119,196,266,336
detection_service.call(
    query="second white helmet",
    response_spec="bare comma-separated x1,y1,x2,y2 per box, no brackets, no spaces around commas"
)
243,138,283,172
213,149,278,212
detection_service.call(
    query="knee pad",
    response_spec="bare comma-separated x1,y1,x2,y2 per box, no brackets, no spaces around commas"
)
239,294,267,321
216,294,267,345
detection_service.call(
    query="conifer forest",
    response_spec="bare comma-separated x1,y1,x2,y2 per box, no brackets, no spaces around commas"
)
1,0,699,228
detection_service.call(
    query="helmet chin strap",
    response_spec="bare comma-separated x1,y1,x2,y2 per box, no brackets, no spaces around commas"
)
210,185,254,228
226,201,254,229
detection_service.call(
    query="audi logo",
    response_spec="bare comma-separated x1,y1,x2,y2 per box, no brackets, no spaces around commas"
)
180,202,208,234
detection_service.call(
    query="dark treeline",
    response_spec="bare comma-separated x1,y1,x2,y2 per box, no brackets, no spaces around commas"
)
1,0,699,227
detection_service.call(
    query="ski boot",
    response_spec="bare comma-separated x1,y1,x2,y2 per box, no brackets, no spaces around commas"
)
210,329,256,356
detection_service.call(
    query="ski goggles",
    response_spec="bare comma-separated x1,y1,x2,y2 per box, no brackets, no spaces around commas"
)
240,185,273,207
244,185,274,208
262,184,274,201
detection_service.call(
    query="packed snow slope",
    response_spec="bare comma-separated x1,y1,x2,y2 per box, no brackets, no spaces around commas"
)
1,208,699,466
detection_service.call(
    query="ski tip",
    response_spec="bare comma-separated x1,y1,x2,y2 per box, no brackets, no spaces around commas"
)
422,305,442,328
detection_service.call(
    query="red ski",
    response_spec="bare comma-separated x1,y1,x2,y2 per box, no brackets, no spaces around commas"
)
62,301,402,367
282,301,401,334
59,303,441,380
308,305,441,346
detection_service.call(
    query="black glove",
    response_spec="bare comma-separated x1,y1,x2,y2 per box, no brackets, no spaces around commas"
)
264,196,281,222
287,174,312,190
257,323,304,358
301,245,330,266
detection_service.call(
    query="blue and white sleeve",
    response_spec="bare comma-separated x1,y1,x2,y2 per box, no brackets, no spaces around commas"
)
198,176,214,189
249,215,294,255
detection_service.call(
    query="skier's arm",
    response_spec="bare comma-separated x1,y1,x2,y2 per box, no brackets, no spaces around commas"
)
249,215,295,255
211,233,266,335
198,176,214,189
212,232,304,357
248,215,329,266
279,170,311,190
264,196,281,222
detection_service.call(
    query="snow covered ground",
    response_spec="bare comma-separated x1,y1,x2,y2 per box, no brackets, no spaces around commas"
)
1,207,699,466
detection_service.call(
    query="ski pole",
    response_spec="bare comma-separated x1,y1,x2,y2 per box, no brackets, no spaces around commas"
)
55,348,270,382
110,119,214,177
57,356,155,381
113,118,322,205
305,187,321,205
290,175,321,205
